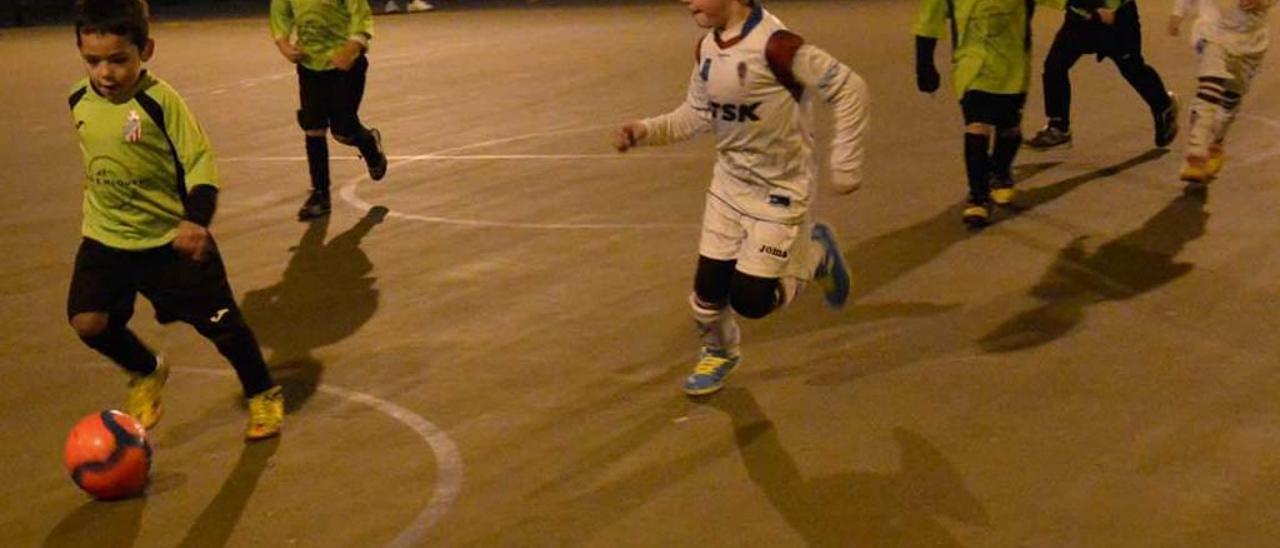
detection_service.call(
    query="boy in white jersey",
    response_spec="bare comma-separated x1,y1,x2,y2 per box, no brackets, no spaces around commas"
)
613,0,869,396
1169,0,1274,183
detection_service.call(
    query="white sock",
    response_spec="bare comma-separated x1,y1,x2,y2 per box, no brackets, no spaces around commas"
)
690,293,740,357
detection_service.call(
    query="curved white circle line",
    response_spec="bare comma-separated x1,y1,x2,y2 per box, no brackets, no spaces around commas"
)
173,366,462,546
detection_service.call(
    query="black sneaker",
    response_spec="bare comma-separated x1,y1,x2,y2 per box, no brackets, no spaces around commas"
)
1155,92,1180,148
363,128,387,181
1024,125,1072,150
297,189,331,221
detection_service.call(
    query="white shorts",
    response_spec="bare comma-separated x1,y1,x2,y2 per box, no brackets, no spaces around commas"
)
698,194,813,280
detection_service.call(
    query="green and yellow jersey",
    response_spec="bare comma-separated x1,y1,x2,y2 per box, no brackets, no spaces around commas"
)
270,0,374,71
69,72,217,250
914,0,1066,97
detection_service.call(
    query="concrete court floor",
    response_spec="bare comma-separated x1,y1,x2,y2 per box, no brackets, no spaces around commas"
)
4,0,1280,545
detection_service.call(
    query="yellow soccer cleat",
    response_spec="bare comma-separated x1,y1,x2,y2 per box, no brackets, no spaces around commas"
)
245,386,285,441
1204,144,1225,178
990,187,1017,206
1180,156,1212,184
126,357,168,430
962,203,991,227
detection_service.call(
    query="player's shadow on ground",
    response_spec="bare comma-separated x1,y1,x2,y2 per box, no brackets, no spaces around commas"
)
709,388,988,546
241,206,388,413
980,187,1208,352
471,403,738,544
175,437,280,548
43,496,147,548
755,153,1164,346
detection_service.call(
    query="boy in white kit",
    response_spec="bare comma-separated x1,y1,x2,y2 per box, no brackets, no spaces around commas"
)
613,0,869,396
1169,0,1275,182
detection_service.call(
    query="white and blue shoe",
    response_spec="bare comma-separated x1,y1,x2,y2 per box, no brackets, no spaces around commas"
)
811,222,851,308
682,348,741,396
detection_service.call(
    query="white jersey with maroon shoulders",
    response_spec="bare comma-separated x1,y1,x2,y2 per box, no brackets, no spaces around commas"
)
639,5,869,224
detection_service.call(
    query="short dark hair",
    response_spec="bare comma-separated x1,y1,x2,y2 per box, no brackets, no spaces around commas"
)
74,0,150,50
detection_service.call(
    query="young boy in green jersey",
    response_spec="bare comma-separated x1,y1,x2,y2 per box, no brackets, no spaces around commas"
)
271,0,388,221
68,0,283,440
914,0,1064,226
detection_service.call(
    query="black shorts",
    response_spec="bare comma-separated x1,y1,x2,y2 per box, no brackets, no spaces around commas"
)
67,237,242,331
296,55,369,138
1056,1,1144,61
960,90,1027,128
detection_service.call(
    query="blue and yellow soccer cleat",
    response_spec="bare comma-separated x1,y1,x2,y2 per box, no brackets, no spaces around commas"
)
683,348,741,396
811,222,851,308
126,356,168,430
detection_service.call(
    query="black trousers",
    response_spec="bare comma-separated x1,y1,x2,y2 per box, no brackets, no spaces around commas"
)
296,55,370,140
67,238,274,396
1042,3,1171,128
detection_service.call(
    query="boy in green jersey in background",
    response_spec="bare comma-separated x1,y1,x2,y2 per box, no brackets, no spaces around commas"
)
67,0,283,440
271,0,388,220
915,0,1064,226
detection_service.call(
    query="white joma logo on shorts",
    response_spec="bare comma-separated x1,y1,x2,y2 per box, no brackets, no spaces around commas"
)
758,245,788,259
210,308,229,323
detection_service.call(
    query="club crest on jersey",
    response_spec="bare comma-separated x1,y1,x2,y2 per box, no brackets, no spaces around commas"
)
737,62,748,87
123,109,143,143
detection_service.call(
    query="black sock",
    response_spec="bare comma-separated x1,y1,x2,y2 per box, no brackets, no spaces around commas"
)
964,133,992,203
354,129,380,160
81,328,156,376
1049,117,1070,132
991,131,1022,183
208,323,275,398
305,136,330,191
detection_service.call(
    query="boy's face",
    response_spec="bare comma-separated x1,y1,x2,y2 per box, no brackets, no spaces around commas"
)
78,32,153,102
682,0,738,29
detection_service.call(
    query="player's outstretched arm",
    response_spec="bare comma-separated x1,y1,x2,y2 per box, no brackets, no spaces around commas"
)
792,44,870,195
625,63,712,150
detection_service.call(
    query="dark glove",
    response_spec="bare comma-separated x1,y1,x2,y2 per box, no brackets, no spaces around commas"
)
914,35,940,93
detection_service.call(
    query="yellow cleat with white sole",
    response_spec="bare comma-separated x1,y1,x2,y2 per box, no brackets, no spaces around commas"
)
246,386,285,441
126,357,168,430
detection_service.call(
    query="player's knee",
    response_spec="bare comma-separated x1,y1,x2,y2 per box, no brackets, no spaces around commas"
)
693,256,735,307
297,109,327,133
998,125,1022,138
728,275,780,320
70,312,109,338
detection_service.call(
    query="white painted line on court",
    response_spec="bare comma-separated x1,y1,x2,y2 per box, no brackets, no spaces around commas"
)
174,366,462,546
221,153,699,162
337,183,694,229
325,124,702,230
